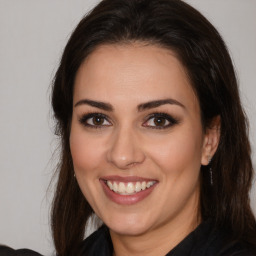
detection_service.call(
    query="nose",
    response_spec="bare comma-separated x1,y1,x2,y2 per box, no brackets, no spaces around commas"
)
107,126,145,170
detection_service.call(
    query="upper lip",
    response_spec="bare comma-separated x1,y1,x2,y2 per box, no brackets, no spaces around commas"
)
100,175,157,183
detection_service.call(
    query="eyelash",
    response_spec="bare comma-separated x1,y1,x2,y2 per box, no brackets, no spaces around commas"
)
79,113,111,129
78,112,179,130
143,112,179,129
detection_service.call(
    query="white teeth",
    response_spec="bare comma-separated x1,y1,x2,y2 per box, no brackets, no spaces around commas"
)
119,182,126,193
107,181,113,190
126,182,134,194
135,182,141,192
106,180,156,195
113,182,118,192
147,181,154,188
141,181,146,190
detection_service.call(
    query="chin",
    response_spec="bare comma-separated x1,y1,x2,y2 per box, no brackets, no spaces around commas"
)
103,213,153,236
110,224,150,236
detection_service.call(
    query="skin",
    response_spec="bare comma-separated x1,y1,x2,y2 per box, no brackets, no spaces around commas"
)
70,43,220,256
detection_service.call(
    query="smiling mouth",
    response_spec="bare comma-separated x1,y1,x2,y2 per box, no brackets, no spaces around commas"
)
103,180,157,195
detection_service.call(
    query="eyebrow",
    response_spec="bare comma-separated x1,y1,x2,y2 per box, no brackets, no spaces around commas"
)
74,99,113,111
74,98,185,112
137,99,185,112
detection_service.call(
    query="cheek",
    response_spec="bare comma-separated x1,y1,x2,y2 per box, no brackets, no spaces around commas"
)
145,128,203,176
70,126,104,174
69,124,106,211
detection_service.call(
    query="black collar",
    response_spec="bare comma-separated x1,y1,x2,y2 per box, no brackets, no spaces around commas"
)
81,220,251,256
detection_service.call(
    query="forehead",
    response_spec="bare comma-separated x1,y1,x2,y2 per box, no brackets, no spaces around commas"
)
73,43,198,111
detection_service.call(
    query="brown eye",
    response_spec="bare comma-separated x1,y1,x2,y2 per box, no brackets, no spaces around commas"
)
92,116,105,125
79,113,111,128
142,113,179,129
153,117,168,126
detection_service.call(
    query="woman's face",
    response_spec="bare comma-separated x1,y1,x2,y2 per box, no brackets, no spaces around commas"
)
70,44,214,237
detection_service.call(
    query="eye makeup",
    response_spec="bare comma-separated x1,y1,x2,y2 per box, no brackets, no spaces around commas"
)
78,111,180,130
142,112,180,129
79,112,112,129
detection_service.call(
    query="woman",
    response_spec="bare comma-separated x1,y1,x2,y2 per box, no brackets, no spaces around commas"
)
50,0,256,255
1,0,255,255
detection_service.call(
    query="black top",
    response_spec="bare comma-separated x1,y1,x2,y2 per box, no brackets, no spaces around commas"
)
1,221,255,255
81,220,256,256
0,246,42,256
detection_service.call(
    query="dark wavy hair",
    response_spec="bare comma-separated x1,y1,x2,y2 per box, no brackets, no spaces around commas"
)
51,0,256,255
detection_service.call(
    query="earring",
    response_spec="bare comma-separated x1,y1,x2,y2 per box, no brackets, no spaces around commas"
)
74,173,76,178
208,157,213,186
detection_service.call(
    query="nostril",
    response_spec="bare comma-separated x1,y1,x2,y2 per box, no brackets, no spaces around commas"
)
127,162,139,167
107,152,145,169
106,131,146,169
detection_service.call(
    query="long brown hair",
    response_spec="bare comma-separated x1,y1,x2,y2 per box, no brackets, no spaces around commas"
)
51,0,256,255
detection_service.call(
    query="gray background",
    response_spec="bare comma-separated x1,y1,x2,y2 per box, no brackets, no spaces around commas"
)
0,0,255,255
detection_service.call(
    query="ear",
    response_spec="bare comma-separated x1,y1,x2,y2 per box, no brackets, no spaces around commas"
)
201,116,221,166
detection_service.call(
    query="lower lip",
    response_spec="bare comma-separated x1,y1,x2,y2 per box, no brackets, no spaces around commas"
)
100,180,157,205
